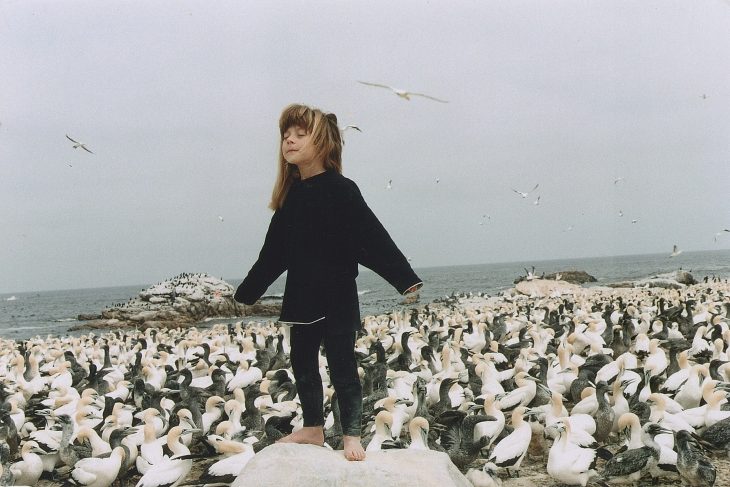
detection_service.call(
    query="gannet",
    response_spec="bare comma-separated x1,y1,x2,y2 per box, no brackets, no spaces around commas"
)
488,406,532,477
9,440,45,486
546,421,599,486
675,430,716,487
600,423,671,485
357,80,448,103
65,134,94,154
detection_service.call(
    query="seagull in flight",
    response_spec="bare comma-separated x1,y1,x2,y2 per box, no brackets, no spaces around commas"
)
357,81,449,103
714,229,730,242
65,134,94,154
511,184,539,198
386,179,392,190
613,177,625,185
218,216,224,222
533,196,541,206
670,245,682,257
631,219,638,224
618,210,624,217
480,214,491,225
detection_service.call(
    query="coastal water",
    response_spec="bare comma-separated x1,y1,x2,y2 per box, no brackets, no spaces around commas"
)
1,249,728,341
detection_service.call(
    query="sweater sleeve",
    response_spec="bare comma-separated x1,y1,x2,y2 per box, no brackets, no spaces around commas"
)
234,210,287,305
345,181,422,295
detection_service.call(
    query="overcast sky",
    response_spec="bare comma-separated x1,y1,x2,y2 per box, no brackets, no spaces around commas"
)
2,0,729,293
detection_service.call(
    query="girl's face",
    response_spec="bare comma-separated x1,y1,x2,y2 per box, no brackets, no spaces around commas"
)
282,125,319,167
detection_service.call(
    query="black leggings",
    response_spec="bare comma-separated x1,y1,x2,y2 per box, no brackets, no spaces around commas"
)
288,320,362,436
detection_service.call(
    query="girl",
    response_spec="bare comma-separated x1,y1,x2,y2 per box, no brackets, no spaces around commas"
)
235,104,422,461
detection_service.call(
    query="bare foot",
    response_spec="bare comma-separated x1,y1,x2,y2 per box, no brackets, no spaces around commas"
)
276,426,324,446
343,435,365,461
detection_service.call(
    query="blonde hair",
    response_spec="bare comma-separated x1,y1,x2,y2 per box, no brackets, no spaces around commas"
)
269,104,343,210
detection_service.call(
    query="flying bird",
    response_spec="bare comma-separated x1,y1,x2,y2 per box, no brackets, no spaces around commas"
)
618,210,624,217
218,216,224,222
386,179,392,190
435,178,440,184
614,177,625,185
631,219,639,224
533,196,541,206
511,184,539,198
65,134,94,154
357,81,449,103
714,229,730,242
670,245,682,257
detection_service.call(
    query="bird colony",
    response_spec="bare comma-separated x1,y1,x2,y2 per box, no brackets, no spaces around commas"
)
1,279,730,487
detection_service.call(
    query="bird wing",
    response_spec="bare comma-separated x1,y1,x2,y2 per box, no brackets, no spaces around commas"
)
66,134,80,144
71,465,99,485
511,188,524,196
81,145,94,154
410,92,449,103
357,81,394,91
531,183,539,192
602,447,650,477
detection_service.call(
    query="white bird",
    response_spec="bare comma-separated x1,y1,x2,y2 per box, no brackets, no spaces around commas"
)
631,219,639,224
192,439,255,486
533,195,541,206
435,178,440,183
511,184,539,198
218,216,224,222
357,81,448,103
670,245,682,257
618,209,624,217
547,421,598,486
488,406,532,477
465,462,502,487
614,177,625,185
66,134,94,154
135,426,196,487
68,446,126,487
9,441,45,486
386,179,392,190
366,410,394,452
407,416,430,451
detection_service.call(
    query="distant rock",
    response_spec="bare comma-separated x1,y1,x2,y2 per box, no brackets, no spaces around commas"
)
543,270,597,284
236,443,472,487
675,270,697,285
72,272,280,331
515,279,581,298
607,270,696,289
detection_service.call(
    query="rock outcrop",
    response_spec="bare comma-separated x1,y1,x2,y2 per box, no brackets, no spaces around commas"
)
543,270,597,284
515,279,581,297
607,270,696,289
235,443,472,487
73,272,280,331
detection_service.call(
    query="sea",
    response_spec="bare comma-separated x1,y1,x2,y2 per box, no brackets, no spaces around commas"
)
1,249,729,341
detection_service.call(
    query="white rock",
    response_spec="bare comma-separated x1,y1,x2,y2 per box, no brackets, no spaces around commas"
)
149,296,167,304
515,279,580,298
236,443,472,487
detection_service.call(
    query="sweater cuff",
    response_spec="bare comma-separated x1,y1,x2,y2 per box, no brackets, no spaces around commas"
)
401,282,423,295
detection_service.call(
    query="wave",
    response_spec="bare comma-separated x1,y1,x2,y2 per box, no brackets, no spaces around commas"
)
358,289,372,296
54,318,78,322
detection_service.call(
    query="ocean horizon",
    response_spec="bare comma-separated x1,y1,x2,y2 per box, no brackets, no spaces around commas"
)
2,248,729,341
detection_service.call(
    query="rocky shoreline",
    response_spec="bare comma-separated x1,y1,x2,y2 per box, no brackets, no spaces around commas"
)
70,272,280,331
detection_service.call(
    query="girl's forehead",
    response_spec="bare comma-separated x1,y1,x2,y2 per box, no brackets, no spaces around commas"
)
283,124,307,134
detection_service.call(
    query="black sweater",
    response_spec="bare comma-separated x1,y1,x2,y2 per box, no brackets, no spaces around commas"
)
234,170,422,330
